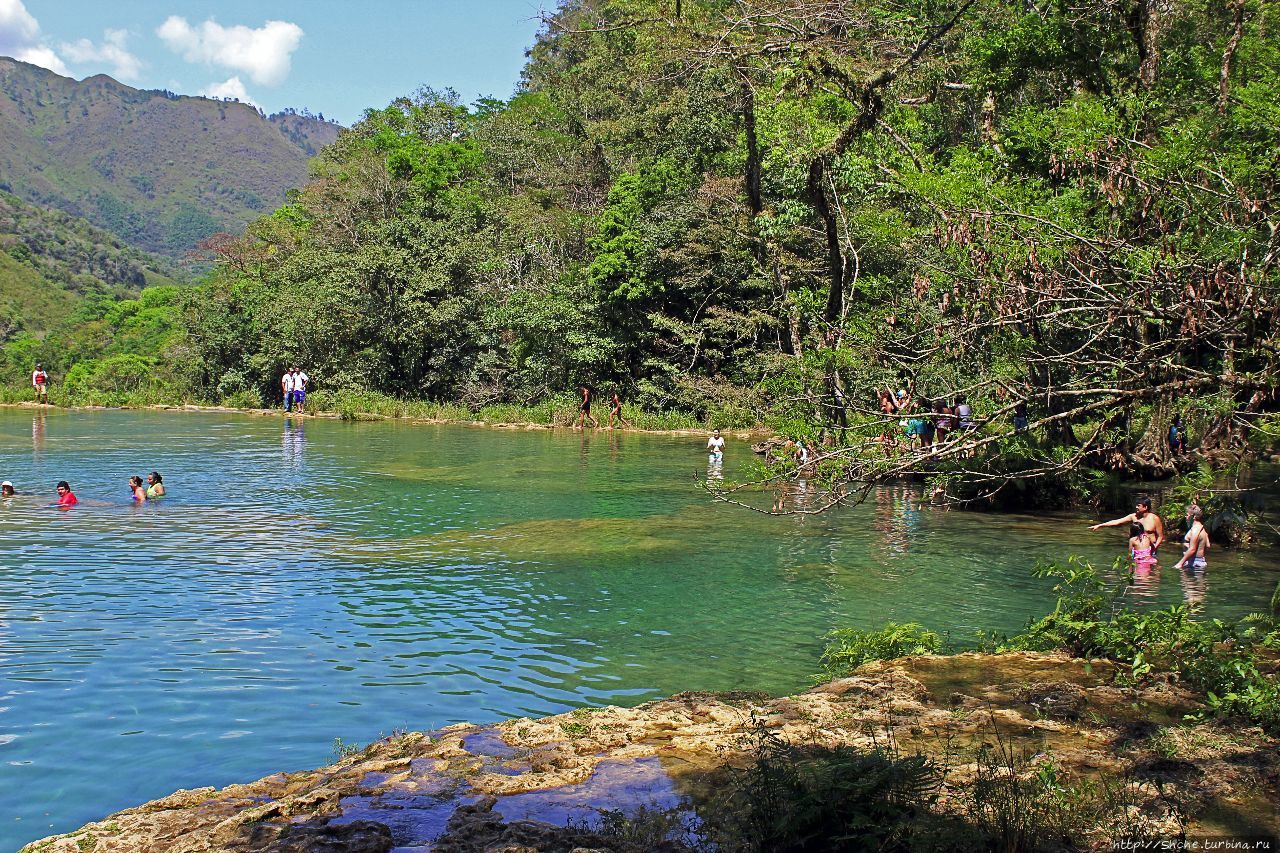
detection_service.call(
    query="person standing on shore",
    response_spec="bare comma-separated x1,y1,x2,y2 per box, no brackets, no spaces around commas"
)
281,368,295,412
293,366,309,414
1168,415,1186,455
1089,495,1165,554
32,364,49,404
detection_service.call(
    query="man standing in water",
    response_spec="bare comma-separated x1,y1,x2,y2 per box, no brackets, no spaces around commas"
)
32,363,48,404
1089,496,1165,554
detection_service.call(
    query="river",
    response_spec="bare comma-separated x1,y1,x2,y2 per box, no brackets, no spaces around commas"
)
0,408,1276,848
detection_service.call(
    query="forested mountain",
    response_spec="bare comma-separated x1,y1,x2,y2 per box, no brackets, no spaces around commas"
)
0,58,340,255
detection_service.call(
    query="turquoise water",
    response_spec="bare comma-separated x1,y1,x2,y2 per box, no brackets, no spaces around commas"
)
0,409,1276,848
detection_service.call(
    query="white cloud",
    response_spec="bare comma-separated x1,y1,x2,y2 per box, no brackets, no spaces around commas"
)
61,29,142,81
157,16,302,87
199,74,255,105
0,0,69,75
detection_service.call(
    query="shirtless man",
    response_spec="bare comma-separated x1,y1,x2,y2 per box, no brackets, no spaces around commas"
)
607,391,627,430
577,386,598,430
1090,495,1165,553
1173,504,1210,571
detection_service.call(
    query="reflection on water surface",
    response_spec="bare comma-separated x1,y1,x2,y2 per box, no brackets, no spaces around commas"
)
0,409,1276,849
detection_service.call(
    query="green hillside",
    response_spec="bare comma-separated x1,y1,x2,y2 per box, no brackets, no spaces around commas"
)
0,189,184,328
0,189,188,390
0,58,341,256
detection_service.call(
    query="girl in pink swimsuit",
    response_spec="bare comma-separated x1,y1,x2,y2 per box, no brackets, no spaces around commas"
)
1129,522,1157,568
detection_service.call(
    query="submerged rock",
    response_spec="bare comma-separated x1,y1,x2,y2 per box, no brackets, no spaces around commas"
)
22,652,1279,851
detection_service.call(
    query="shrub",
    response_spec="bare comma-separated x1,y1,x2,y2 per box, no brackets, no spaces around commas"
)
714,720,942,852
819,622,944,680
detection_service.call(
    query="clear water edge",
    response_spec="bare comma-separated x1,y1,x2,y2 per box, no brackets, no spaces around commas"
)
0,409,1276,849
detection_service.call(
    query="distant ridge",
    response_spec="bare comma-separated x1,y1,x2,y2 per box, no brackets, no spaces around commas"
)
0,58,342,255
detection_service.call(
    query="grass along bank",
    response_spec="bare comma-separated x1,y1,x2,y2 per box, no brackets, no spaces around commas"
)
0,385,762,434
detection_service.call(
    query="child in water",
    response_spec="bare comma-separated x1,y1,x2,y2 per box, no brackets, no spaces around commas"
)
1129,521,1157,569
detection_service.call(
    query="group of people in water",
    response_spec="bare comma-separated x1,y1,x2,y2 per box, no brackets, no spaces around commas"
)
0,472,165,508
1090,495,1211,572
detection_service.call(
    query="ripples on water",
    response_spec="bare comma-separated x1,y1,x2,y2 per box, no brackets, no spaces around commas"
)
0,410,1276,848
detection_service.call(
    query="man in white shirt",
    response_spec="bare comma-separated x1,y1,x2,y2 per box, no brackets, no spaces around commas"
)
281,368,295,412
292,367,309,414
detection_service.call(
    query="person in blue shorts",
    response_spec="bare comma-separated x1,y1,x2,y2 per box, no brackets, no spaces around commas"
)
292,366,308,414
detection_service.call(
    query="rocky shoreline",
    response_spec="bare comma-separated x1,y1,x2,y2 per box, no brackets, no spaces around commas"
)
22,651,1279,852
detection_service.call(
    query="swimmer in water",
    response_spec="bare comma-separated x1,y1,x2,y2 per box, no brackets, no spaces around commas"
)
1090,495,1165,554
129,475,147,502
1,481,14,498
146,471,165,498
55,480,77,507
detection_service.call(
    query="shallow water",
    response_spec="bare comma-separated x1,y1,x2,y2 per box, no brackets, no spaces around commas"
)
0,409,1276,848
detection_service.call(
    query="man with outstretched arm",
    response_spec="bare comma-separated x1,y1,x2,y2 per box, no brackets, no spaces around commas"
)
1089,495,1165,553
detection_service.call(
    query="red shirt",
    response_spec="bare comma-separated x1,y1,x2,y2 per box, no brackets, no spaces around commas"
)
57,491,77,506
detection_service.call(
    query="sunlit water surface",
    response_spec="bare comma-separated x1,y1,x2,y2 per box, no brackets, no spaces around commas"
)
0,409,1276,848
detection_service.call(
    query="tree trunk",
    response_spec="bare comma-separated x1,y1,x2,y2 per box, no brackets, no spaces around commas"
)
1136,0,1173,89
1219,0,1245,114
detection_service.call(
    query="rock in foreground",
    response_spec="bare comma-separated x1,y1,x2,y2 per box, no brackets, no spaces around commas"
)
23,653,1279,851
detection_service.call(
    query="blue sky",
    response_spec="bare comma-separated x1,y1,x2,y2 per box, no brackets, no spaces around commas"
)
0,1,549,124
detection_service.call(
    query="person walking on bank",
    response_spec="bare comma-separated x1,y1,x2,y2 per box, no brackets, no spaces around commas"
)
1090,495,1165,554
577,386,598,430
32,364,49,404
1168,414,1186,456
607,391,628,430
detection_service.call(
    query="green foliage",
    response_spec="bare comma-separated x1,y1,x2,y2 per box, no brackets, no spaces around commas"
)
1007,558,1280,730
819,623,944,680
588,160,691,301
962,732,1171,849
331,737,362,761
